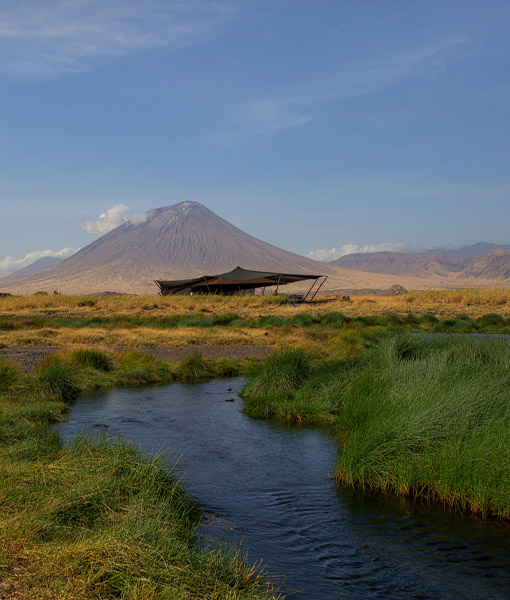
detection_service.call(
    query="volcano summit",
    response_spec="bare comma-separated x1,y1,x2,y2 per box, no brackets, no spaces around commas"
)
0,202,336,295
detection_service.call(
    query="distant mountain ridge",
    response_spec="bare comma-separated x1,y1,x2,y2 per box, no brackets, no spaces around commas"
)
425,242,510,257
0,256,63,280
331,248,510,280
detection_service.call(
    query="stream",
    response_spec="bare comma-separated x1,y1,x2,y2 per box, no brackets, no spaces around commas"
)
57,378,510,599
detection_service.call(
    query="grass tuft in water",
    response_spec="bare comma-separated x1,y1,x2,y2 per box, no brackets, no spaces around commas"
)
243,348,312,399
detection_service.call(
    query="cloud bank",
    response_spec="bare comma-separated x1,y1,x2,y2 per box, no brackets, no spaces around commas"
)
0,247,78,278
80,204,147,236
0,0,239,76
307,242,410,262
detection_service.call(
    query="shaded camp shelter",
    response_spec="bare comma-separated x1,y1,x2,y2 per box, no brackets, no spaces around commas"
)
155,266,326,299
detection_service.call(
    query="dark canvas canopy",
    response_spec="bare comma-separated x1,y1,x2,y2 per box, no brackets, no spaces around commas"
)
155,266,322,295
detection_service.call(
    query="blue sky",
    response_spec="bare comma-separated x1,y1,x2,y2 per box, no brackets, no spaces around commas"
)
1,0,509,274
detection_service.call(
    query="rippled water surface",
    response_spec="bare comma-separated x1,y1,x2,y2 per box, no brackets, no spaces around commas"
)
58,379,510,600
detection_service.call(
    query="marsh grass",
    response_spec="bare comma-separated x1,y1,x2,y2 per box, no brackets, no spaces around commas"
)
70,348,114,371
242,349,312,399
37,358,80,403
0,351,278,599
242,333,510,518
0,359,21,390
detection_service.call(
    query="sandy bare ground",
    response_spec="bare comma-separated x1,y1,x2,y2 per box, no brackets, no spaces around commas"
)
0,345,274,372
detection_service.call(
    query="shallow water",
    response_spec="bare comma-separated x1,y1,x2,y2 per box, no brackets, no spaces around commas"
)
58,379,510,600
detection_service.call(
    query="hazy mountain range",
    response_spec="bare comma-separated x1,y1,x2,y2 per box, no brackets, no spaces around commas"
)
0,202,509,295
331,247,510,280
0,256,63,280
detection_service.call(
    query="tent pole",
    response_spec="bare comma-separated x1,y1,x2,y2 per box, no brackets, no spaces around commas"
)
203,276,211,294
275,274,281,295
309,276,328,302
303,279,318,302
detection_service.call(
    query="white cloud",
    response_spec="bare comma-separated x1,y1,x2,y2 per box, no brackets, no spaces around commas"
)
0,246,79,277
0,0,240,76
215,35,471,140
307,242,410,262
80,204,147,235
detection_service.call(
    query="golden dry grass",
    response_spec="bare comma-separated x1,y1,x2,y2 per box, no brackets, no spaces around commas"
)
1,289,509,317
1,290,509,351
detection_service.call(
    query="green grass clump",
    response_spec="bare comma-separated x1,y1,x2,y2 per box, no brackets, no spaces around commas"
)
433,314,478,333
244,357,359,424
291,313,320,327
176,351,241,381
418,313,438,324
71,348,113,371
336,335,510,517
319,312,352,326
477,313,506,328
257,315,287,327
211,313,247,327
114,351,175,386
242,348,312,398
37,359,79,403
0,359,21,390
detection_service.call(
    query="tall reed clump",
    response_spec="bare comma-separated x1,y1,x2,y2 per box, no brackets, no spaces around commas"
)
242,348,312,399
336,334,510,518
70,348,113,371
36,357,80,403
176,350,241,381
113,350,175,386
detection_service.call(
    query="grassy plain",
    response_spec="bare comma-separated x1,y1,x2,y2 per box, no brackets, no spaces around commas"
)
1,290,510,356
0,350,277,600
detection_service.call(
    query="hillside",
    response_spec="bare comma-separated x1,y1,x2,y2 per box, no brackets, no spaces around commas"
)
331,252,469,277
461,250,510,279
331,249,510,281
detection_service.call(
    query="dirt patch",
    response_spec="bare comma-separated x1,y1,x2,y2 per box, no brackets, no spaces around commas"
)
0,345,274,372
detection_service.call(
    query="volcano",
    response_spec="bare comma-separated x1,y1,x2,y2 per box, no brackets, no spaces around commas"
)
0,202,338,294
